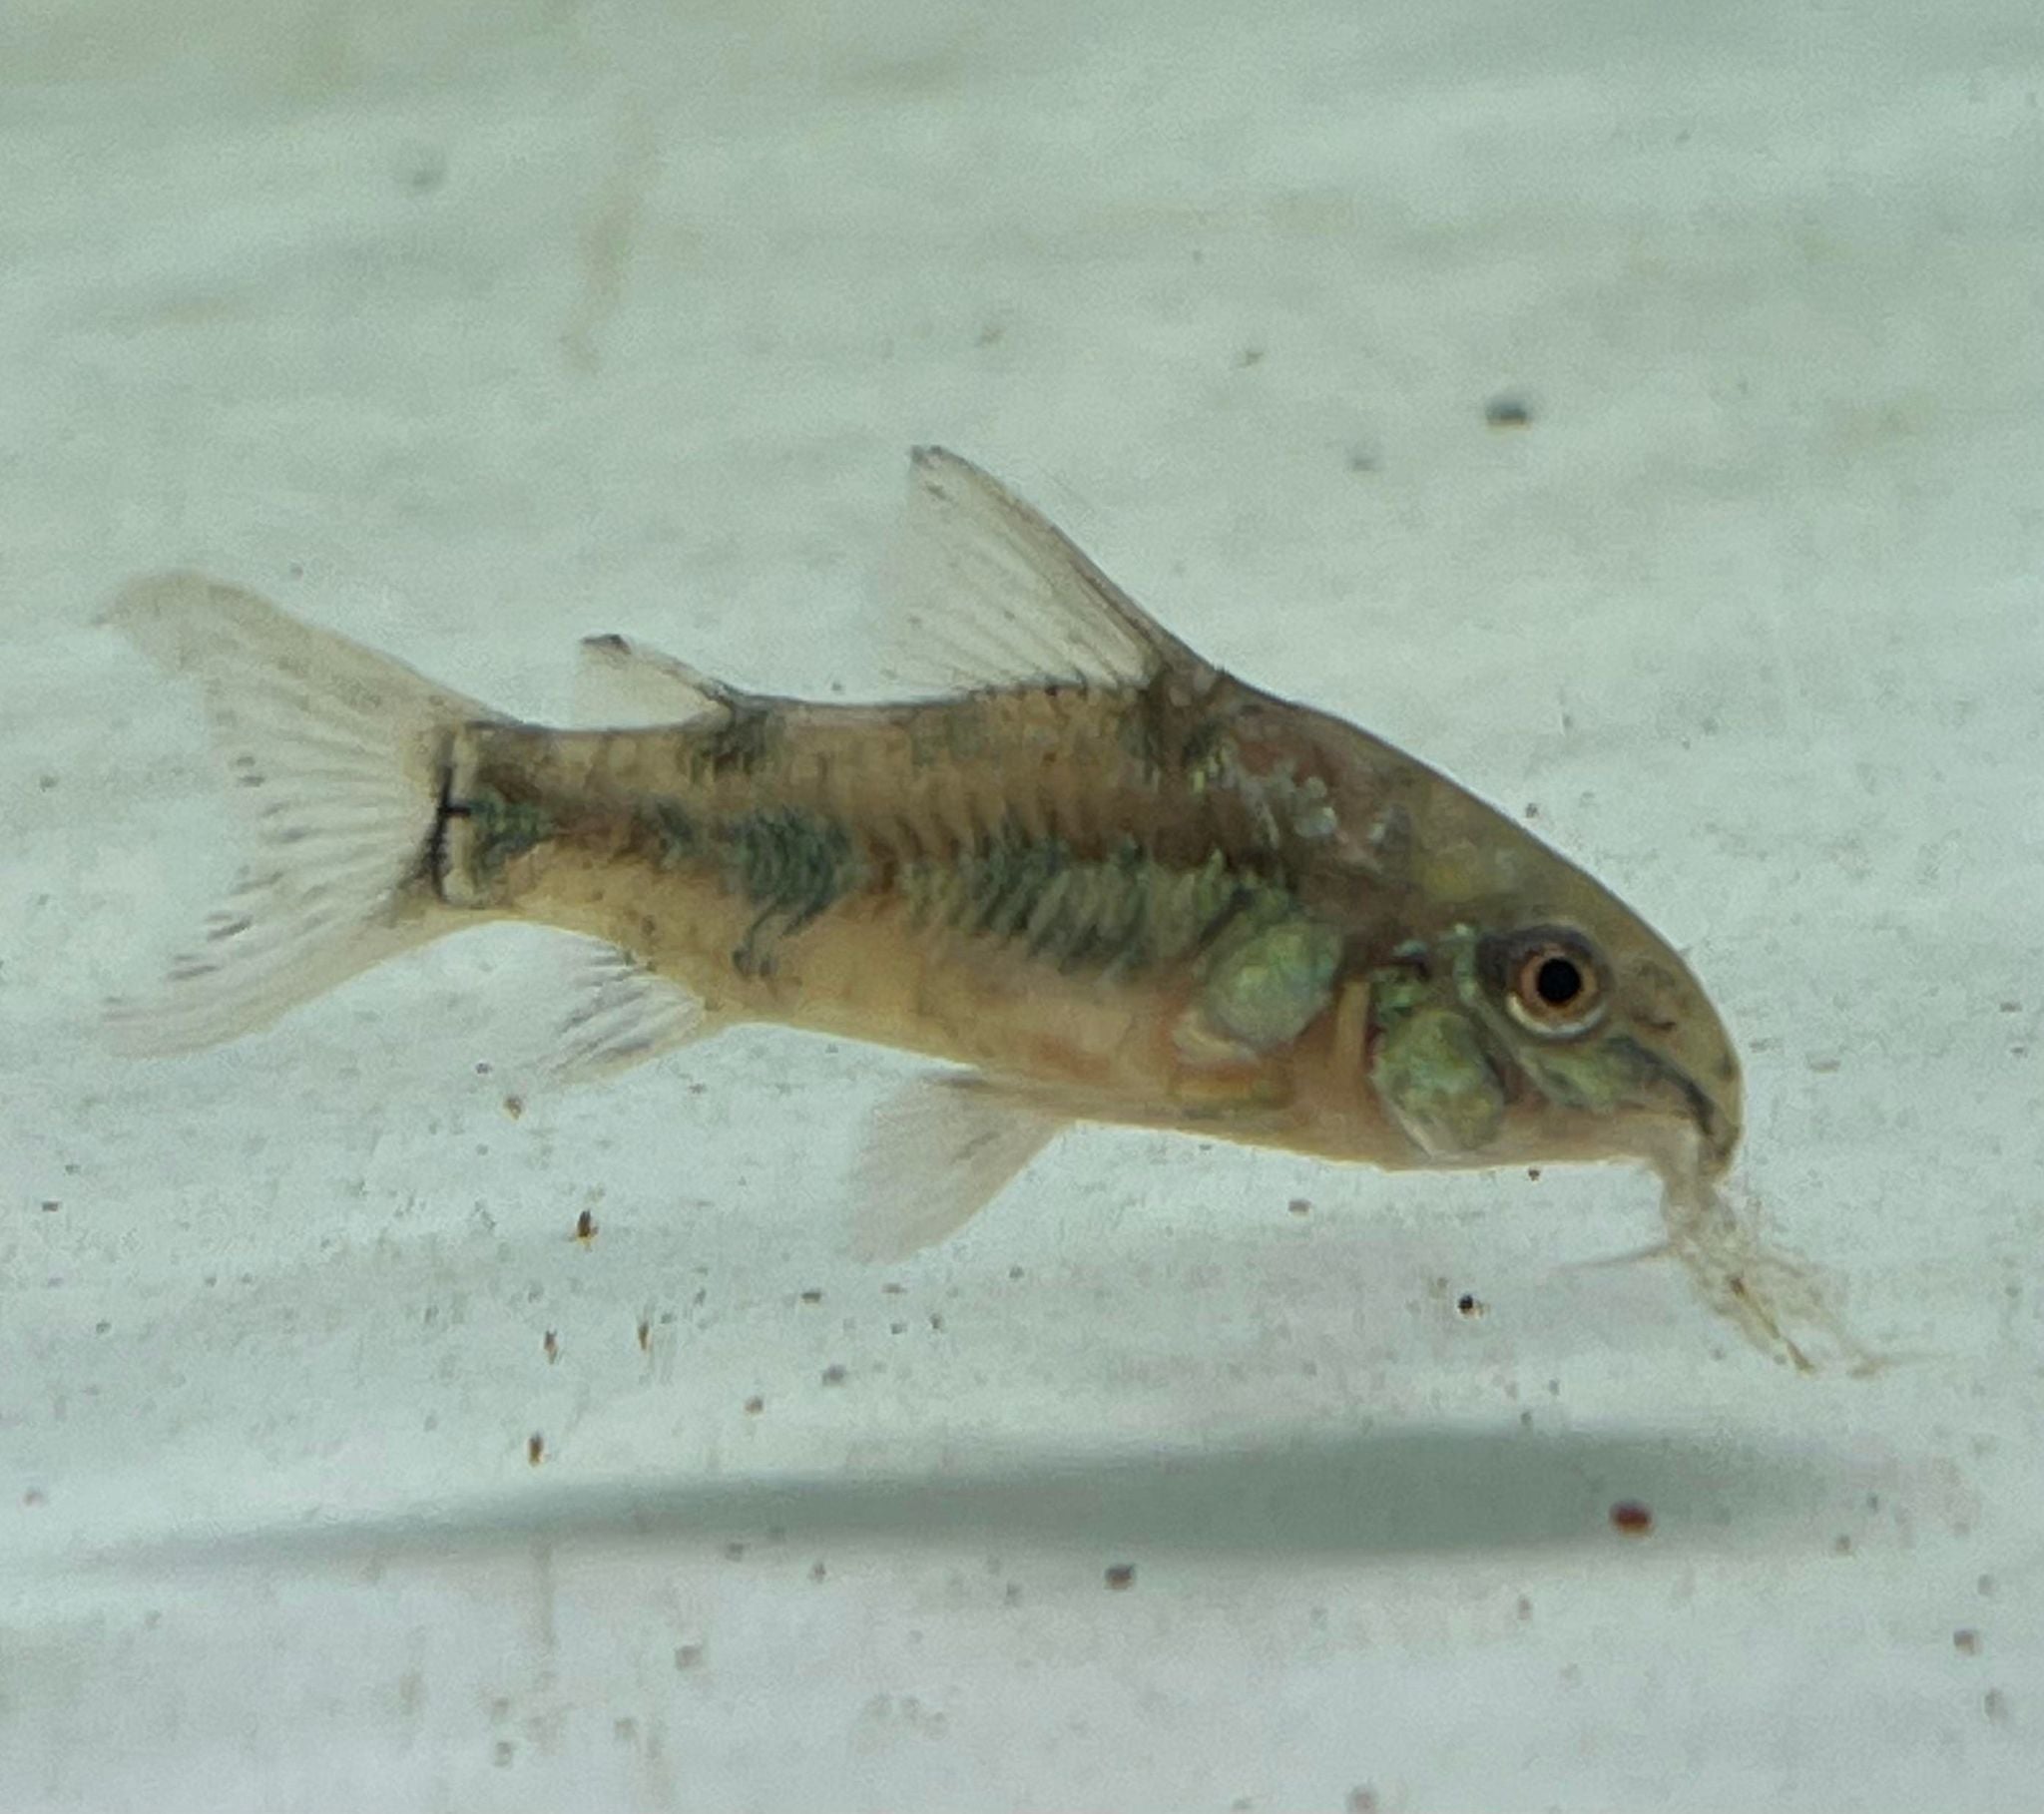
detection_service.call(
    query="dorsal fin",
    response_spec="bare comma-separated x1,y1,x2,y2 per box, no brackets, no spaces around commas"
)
875,446,1213,697
573,632,739,728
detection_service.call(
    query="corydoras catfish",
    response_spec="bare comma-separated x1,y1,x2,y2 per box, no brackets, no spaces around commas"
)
107,448,1813,1358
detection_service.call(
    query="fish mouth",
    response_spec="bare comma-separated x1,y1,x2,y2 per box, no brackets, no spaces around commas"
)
1610,1034,1742,1179
1673,1066,1741,1177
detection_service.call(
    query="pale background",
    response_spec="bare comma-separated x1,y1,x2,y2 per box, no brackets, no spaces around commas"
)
3,2,2041,1810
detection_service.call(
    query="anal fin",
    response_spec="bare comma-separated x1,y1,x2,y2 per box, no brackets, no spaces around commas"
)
550,943,715,1084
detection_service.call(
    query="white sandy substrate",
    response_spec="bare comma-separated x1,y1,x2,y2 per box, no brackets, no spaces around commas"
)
3,3,2041,1809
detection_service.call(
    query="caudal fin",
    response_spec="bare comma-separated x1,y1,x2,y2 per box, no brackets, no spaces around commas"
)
101,572,498,1054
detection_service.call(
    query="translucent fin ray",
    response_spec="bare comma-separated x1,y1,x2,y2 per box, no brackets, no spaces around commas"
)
549,943,714,1083
875,446,1209,697
848,1072,1066,1261
572,632,739,728
99,572,493,1053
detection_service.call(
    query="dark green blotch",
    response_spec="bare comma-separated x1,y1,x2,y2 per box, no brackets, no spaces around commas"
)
697,703,777,777
907,821,1301,982
966,827,1070,938
721,806,865,974
642,799,699,868
1177,715,1230,777
468,787,554,877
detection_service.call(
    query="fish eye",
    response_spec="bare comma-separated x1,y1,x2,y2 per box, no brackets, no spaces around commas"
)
1499,930,1606,1037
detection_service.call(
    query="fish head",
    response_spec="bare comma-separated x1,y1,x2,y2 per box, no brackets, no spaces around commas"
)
1366,783,1743,1181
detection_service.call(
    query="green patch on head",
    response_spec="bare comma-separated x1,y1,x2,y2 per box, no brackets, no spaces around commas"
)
1367,981,1507,1157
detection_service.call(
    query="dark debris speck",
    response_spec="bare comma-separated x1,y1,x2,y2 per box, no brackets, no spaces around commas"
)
1609,1500,1654,1537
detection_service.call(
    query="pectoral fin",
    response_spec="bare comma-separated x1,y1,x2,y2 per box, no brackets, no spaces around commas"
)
849,1072,1067,1261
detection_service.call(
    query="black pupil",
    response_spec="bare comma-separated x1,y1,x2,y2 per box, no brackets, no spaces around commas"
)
1533,955,1583,1007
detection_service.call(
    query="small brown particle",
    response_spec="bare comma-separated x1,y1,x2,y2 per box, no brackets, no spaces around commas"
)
494,1739,515,1767
527,1433,545,1466
502,1094,524,1120
809,1561,827,1582
1105,1563,1136,1590
1526,1166,1542,1181
23,1487,47,1508
1287,1196,1311,1216
820,1364,847,1386
674,1642,704,1670
39,1199,60,1213
1346,1791,1380,1814
1522,802,1539,820
1985,1688,2010,1724
1609,1500,1654,1537
744,1395,765,1414
574,1208,597,1242
1485,393,1534,428
1954,1628,1982,1655
1832,1534,1853,1556
474,1061,493,1076
543,1329,559,1364
637,1318,652,1353
1456,1291,1486,1318
798,1288,823,1304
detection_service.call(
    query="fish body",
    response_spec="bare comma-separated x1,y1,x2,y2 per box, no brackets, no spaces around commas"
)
107,448,1742,1263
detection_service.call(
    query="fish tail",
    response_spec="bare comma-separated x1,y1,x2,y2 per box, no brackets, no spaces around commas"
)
99,571,498,1054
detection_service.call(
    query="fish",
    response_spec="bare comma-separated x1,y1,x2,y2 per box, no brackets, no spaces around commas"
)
104,447,1816,1357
